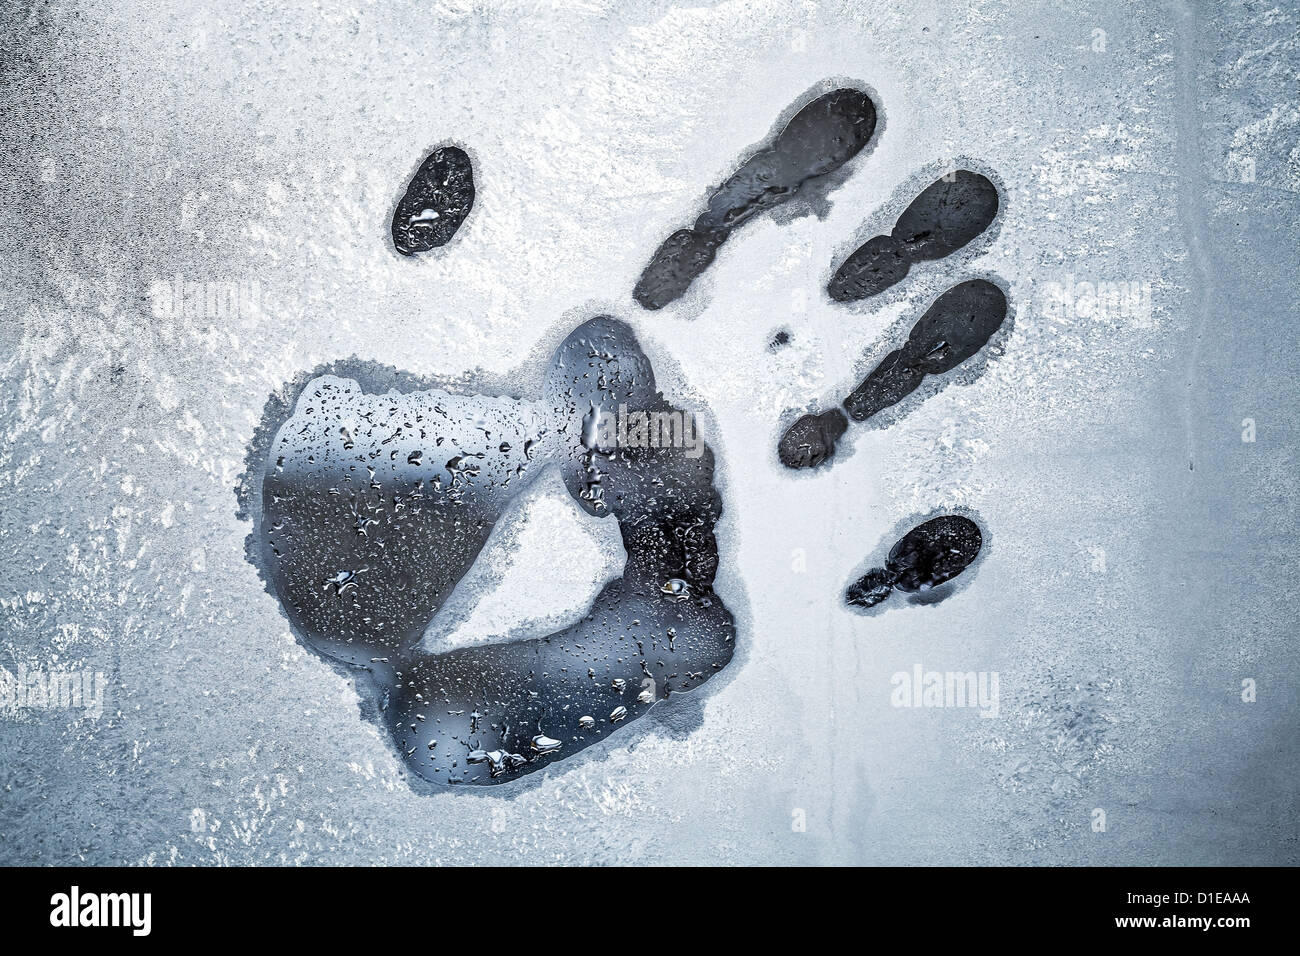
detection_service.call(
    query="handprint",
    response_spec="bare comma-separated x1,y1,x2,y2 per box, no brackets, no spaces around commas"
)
246,81,1007,785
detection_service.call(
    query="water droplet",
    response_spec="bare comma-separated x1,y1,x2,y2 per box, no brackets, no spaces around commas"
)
531,734,561,754
323,568,364,595
661,578,691,599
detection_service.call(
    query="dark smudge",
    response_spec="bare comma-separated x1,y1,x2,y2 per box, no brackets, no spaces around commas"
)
391,145,475,256
842,278,1007,420
634,88,878,310
846,515,983,609
778,279,1007,469
776,407,847,469
828,171,999,301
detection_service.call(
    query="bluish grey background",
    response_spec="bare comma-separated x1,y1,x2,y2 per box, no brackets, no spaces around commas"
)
0,0,1296,865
